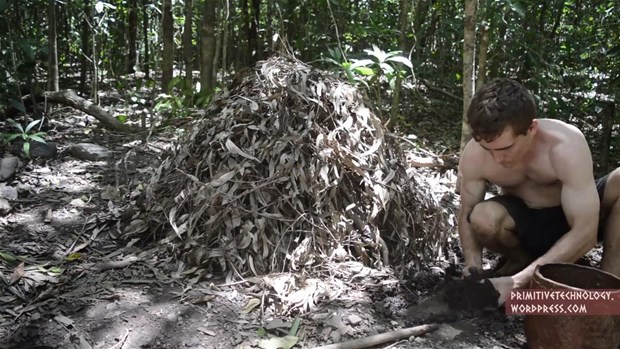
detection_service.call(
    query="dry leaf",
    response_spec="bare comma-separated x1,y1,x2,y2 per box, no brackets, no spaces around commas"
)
257,335,299,349
225,139,260,162
9,262,25,285
242,298,261,314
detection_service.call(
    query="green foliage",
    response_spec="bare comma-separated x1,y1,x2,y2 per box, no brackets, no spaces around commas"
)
3,119,47,158
322,45,413,122
153,76,213,120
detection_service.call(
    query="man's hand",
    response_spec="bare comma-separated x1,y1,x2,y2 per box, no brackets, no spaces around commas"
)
462,265,483,279
488,276,516,306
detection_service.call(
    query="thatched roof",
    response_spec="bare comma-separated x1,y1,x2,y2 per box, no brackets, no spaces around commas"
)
132,55,451,280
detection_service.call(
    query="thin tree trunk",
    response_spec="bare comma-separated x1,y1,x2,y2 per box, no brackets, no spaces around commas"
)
457,0,477,193
200,0,217,94
143,0,150,79
213,4,221,83
126,0,138,74
221,0,229,74
161,0,174,89
461,0,477,152
249,0,261,64
476,25,489,91
80,0,91,94
48,0,60,92
398,0,410,53
183,0,194,95
265,0,273,52
91,4,98,104
599,101,615,176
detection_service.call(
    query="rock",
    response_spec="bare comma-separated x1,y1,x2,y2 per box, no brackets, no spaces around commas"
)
68,143,110,161
347,314,363,326
70,198,86,208
30,141,57,159
0,157,19,181
13,140,57,159
431,324,463,341
0,198,11,214
0,184,18,200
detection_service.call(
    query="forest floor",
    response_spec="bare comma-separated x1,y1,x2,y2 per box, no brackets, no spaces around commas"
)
0,105,604,349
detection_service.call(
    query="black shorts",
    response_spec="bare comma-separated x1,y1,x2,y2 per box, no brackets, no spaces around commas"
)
468,174,609,258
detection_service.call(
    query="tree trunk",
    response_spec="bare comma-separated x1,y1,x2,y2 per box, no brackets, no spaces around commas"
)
91,4,98,104
161,0,174,89
461,0,477,152
249,0,261,64
200,0,217,95
457,0,477,193
599,101,615,176
398,0,410,53
476,24,489,91
265,0,273,52
126,0,138,74
183,0,194,95
80,0,91,95
48,0,60,92
221,0,230,74
143,0,150,79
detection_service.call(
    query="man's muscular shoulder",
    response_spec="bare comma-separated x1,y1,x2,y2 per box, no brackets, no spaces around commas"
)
459,138,485,177
541,119,593,179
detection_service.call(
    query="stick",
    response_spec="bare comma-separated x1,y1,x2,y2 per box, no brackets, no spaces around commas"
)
311,324,439,349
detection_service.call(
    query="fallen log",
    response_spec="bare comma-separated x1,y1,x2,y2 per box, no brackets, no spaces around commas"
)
311,323,439,349
24,90,139,133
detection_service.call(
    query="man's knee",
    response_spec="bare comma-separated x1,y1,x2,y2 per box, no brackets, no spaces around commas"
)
468,201,509,241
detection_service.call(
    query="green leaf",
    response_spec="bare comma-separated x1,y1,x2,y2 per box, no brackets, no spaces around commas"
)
116,114,128,123
288,317,301,336
0,251,17,262
28,135,46,144
0,0,8,12
505,0,526,17
23,142,30,157
350,59,374,69
386,56,413,69
379,62,395,75
257,327,267,337
8,99,26,114
24,119,41,133
6,134,22,142
353,67,375,76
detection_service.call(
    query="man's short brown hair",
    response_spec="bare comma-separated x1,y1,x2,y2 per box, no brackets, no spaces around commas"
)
467,78,537,142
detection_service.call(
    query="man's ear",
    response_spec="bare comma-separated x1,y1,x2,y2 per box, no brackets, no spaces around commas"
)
529,119,539,135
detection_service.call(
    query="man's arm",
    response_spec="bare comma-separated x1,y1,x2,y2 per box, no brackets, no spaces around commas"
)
513,135,599,287
457,143,488,275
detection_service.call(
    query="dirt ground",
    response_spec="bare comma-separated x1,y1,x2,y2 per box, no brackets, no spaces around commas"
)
0,113,593,349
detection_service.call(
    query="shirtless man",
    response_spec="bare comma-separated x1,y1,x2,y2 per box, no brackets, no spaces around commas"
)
458,78,620,305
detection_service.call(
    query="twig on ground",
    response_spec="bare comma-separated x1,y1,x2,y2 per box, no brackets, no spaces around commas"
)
106,328,129,349
311,324,439,349
90,255,140,271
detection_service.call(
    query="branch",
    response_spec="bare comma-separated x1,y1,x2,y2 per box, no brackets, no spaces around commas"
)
311,324,439,349
24,90,140,133
420,78,462,101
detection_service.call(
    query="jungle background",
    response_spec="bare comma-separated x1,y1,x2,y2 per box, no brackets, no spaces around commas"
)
0,0,619,348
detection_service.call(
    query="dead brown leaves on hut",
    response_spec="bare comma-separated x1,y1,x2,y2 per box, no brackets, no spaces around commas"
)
136,55,451,281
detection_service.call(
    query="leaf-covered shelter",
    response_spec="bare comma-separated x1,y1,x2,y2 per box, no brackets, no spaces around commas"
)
138,55,452,280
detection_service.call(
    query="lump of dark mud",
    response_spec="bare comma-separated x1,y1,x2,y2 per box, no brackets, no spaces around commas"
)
442,276,500,312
